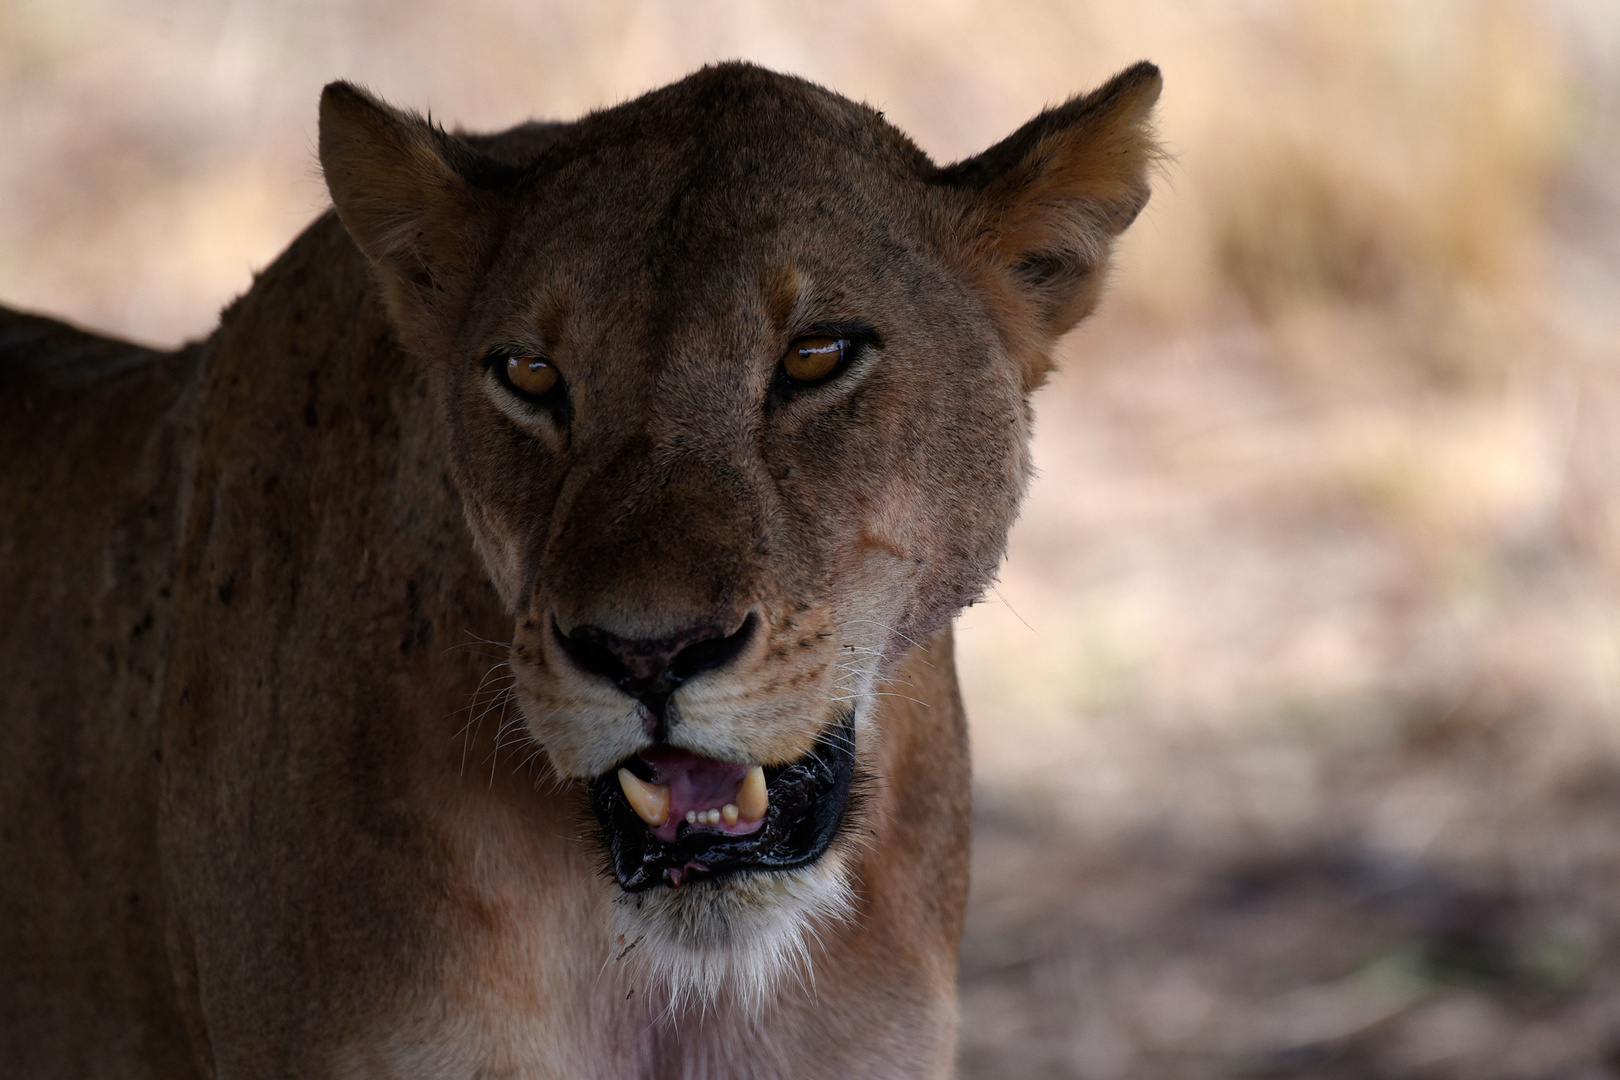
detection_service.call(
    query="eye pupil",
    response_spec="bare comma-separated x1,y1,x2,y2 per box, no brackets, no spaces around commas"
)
782,336,846,383
505,353,559,396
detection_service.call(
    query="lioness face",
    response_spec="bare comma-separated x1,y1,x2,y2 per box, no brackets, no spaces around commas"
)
320,62,1159,996
456,97,1025,850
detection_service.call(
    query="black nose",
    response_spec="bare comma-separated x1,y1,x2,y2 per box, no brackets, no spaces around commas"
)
553,614,757,716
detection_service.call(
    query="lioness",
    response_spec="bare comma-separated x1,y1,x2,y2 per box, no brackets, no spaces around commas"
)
0,62,1159,1078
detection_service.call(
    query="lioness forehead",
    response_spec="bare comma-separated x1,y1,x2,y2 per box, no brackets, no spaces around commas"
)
530,63,932,211
483,69,926,328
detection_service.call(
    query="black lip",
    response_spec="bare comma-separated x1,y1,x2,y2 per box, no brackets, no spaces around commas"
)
586,708,857,892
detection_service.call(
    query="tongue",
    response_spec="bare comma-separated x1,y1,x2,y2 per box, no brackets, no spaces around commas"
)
640,748,758,843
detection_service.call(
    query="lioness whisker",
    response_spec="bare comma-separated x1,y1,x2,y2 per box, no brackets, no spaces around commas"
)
440,630,513,660
837,619,937,666
457,661,516,777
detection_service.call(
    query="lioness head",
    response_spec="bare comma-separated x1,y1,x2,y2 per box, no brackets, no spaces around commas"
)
319,62,1158,1004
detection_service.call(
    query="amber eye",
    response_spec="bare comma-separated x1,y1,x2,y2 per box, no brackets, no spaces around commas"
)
782,336,846,383
506,354,559,396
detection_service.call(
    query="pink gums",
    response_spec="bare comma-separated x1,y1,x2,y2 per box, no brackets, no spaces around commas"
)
640,747,765,844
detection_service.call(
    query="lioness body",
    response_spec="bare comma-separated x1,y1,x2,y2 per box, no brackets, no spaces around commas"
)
0,314,201,1078
0,64,1158,1078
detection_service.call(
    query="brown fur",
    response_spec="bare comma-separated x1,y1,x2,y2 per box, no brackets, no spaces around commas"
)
0,62,1159,1078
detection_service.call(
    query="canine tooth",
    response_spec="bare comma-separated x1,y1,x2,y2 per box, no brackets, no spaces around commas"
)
617,769,669,827
722,803,739,825
738,765,768,823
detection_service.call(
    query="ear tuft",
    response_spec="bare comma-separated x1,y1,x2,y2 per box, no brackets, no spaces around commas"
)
319,81,518,356
940,62,1162,374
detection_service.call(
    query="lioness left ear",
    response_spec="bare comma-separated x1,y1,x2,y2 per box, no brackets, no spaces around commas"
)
938,62,1162,383
319,81,520,357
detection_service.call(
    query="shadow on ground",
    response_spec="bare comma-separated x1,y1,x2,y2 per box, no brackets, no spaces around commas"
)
960,792,1620,1079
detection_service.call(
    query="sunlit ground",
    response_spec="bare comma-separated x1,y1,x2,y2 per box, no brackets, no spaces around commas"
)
6,1,1620,1075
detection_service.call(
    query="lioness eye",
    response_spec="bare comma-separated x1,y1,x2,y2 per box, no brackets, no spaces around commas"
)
782,336,846,383
506,355,559,396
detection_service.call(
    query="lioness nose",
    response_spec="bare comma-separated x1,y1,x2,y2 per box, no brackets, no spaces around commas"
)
553,614,756,715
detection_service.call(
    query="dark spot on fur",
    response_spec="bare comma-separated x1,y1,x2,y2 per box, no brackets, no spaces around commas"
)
399,579,435,652
407,261,435,291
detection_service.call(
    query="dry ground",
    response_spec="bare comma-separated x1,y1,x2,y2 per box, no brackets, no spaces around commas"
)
957,285,1620,1077
5,1,1620,1075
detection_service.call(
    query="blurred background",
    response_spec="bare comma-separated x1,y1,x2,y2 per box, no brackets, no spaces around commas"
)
5,1,1619,1075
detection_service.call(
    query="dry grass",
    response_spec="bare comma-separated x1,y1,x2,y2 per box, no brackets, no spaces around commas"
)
5,1,1619,1075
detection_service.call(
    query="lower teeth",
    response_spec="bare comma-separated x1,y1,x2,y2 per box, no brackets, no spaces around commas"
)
683,808,727,825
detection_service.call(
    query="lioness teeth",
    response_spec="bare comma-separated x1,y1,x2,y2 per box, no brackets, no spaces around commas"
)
617,769,670,827
619,756,769,834
738,765,767,823
682,808,731,825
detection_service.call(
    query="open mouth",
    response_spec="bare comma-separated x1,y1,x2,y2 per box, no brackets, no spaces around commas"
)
586,708,856,891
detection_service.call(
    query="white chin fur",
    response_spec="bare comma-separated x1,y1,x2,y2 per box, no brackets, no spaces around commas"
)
608,847,856,1017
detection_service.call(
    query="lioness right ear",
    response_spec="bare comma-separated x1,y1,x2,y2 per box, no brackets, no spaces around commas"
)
938,62,1162,388
319,81,519,356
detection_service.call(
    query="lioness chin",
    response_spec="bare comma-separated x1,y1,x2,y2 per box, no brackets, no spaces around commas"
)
0,61,1158,1078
